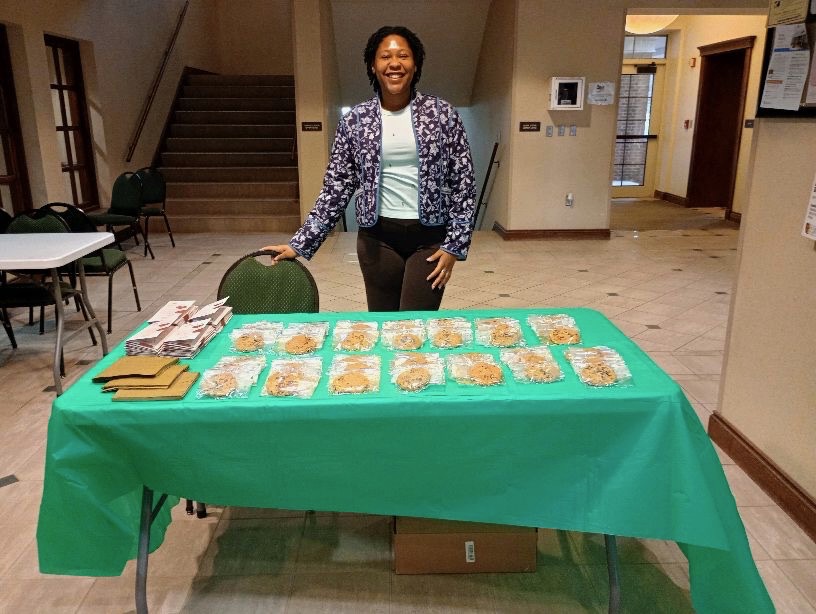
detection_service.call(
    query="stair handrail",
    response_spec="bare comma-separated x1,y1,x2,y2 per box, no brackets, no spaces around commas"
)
125,0,189,162
475,142,499,230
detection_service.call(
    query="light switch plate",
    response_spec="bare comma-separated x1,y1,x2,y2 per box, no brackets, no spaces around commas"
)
558,125,565,136
569,125,577,136
546,125,553,137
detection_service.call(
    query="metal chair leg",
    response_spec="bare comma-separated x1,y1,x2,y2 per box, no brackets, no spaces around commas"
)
195,502,207,518
604,534,621,614
162,212,175,248
107,275,113,334
138,220,154,259
1,308,17,349
126,260,142,312
75,294,97,346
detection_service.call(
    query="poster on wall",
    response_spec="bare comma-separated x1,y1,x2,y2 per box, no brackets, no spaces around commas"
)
587,82,615,105
760,23,810,110
767,0,809,26
806,44,816,103
801,172,816,241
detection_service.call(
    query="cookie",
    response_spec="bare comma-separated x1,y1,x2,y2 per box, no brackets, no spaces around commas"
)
339,330,373,351
285,334,318,355
548,326,580,344
200,372,237,397
580,363,617,386
524,363,559,383
393,332,422,350
234,333,264,352
468,362,503,385
433,328,463,348
490,324,520,347
265,371,302,396
330,371,371,394
396,367,431,391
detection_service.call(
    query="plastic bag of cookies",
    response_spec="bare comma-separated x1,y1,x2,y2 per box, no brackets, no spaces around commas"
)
564,346,632,387
527,314,581,345
277,322,329,355
212,355,267,385
500,347,563,383
229,321,283,353
331,320,379,352
475,317,524,348
446,353,504,386
381,319,426,351
390,352,445,392
426,317,472,349
328,354,381,394
261,357,322,398
197,362,262,399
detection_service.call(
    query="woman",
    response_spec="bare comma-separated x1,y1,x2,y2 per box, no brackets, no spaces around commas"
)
263,25,476,311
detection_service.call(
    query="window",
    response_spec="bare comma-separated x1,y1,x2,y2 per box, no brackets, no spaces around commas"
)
612,73,655,186
622,35,667,59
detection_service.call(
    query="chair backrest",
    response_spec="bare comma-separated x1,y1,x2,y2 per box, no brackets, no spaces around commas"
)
217,249,319,314
41,202,97,233
7,209,70,234
133,167,165,205
110,172,142,216
0,209,12,233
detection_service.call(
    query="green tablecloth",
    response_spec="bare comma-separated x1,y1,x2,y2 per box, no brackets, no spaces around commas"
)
37,308,773,613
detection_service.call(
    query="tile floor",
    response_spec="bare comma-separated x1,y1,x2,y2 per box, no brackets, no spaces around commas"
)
1,208,815,612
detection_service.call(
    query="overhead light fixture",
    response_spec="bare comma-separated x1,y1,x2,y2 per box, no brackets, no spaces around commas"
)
625,15,678,35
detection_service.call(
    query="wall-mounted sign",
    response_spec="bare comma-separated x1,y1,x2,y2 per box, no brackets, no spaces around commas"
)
587,81,615,105
519,122,541,132
301,122,323,132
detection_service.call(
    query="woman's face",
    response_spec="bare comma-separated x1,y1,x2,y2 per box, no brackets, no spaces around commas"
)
372,35,416,105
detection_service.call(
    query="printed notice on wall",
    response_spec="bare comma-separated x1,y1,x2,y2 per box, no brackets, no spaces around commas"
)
767,0,809,26
760,23,810,110
806,42,816,103
587,82,615,105
801,171,816,241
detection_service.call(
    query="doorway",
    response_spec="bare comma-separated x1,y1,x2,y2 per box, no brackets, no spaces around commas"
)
0,24,33,214
686,37,754,213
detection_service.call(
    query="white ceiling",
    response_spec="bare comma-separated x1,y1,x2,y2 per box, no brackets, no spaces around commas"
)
330,0,492,107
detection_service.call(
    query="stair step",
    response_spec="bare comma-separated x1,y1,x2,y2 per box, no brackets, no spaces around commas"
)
161,152,297,167
166,181,298,198
169,124,295,138
175,110,295,125
182,85,295,98
160,166,299,182
166,198,300,216
166,137,294,153
167,213,301,233
185,74,295,86
177,97,295,112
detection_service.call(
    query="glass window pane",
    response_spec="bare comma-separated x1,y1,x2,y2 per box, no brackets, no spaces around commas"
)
623,36,635,57
51,89,63,127
633,36,667,59
0,135,9,175
73,171,84,205
68,130,80,165
47,48,57,85
0,184,11,213
57,132,69,166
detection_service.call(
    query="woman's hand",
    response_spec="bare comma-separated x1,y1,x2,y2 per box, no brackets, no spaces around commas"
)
426,249,457,290
261,244,297,264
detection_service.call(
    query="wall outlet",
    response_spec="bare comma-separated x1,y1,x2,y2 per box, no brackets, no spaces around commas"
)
565,192,574,207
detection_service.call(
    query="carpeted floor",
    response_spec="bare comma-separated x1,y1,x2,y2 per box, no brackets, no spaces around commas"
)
611,198,739,231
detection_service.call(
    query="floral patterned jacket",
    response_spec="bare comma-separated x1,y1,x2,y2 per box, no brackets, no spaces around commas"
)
288,92,476,260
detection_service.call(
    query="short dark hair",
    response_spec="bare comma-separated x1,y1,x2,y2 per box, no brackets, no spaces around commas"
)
364,26,425,97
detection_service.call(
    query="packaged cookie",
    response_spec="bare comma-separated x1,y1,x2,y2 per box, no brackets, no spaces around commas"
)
277,322,329,355
382,319,426,351
328,354,381,394
500,347,563,383
331,320,378,352
426,317,472,349
447,353,504,386
212,355,267,385
390,352,445,392
261,357,322,398
527,314,581,345
229,321,283,353
197,363,260,399
564,346,632,387
475,317,524,348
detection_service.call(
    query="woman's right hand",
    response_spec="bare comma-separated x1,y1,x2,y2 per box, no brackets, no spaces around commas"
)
261,244,297,263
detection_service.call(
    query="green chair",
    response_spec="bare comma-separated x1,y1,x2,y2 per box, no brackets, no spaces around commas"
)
89,172,154,259
217,249,319,314
43,203,141,334
133,167,174,257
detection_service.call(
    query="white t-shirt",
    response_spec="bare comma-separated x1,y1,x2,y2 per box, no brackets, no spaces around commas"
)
378,105,420,219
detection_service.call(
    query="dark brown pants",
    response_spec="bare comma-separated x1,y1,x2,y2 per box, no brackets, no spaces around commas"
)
356,217,446,311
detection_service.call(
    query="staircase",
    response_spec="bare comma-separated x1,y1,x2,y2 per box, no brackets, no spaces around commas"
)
158,74,301,233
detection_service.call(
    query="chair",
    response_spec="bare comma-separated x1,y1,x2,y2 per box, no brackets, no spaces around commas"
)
0,209,96,359
217,249,319,314
0,208,12,233
89,172,154,259
133,167,174,256
43,203,141,334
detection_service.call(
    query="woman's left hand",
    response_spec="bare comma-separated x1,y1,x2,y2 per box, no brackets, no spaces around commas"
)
426,249,457,289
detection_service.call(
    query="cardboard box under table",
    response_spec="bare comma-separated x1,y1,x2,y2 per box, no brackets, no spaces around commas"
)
393,517,537,574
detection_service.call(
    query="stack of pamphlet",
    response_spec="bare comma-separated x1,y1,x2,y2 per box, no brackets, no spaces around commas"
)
124,298,233,357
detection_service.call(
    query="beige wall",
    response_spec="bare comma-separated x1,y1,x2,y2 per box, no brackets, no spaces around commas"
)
655,14,766,214
720,119,816,496
0,0,218,207
215,0,293,75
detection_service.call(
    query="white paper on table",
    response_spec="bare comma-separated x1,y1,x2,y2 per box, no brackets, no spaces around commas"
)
760,24,810,110
189,297,229,321
801,171,816,241
587,82,615,105
148,300,196,325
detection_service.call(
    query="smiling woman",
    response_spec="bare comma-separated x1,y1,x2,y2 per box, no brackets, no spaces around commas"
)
262,25,476,312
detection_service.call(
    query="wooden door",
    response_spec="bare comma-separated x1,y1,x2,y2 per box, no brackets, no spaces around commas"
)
687,37,754,211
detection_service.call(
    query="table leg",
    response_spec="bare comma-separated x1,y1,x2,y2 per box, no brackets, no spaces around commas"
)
77,261,108,355
50,268,65,395
135,487,169,614
604,534,621,614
